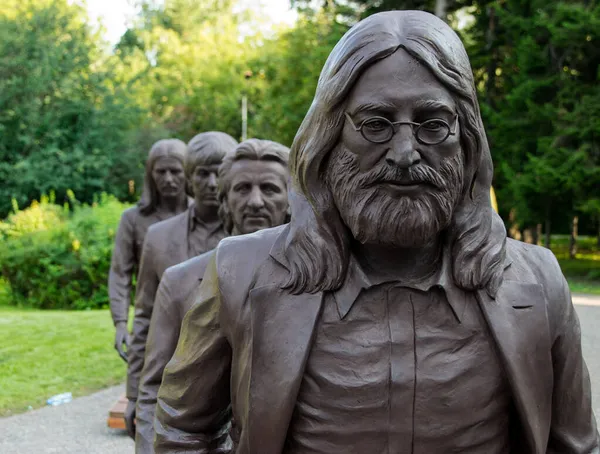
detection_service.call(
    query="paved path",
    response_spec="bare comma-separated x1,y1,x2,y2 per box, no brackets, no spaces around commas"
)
0,385,132,454
1,294,600,453
573,294,600,421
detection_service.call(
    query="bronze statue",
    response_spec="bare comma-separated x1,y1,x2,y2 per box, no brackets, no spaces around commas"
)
135,139,290,453
109,138,190,361
155,11,599,454
125,131,238,437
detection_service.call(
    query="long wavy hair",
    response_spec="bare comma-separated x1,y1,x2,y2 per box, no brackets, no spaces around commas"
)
218,138,290,234
284,10,507,297
138,139,188,216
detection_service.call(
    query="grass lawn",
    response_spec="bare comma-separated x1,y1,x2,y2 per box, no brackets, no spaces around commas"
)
0,306,127,417
551,236,600,295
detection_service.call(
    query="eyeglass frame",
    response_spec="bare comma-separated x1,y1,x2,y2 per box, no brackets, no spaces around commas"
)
344,112,459,145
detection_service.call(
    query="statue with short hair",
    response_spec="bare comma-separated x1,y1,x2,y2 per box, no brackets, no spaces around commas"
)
124,131,238,437
109,138,190,361
155,11,599,454
135,139,290,453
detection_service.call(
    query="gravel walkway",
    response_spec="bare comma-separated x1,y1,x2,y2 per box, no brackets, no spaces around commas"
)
0,385,131,454
1,294,599,453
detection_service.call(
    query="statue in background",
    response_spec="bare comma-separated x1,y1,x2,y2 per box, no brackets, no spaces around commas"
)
125,131,238,438
109,139,190,361
135,139,290,453
156,11,598,454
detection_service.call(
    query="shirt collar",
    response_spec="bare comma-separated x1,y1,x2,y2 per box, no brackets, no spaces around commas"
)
189,204,223,235
332,244,469,323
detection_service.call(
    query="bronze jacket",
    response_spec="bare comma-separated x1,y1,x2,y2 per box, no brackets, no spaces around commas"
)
127,208,223,401
154,224,599,454
135,251,214,454
108,207,172,325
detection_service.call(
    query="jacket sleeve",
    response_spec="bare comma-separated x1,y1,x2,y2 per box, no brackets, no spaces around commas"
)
154,256,232,454
127,235,160,401
136,274,182,454
109,209,136,325
546,251,599,453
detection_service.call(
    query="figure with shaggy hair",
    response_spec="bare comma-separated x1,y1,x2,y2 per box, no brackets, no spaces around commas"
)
155,11,598,454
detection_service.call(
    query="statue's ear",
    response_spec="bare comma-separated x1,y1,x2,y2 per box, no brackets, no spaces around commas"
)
218,198,234,234
185,178,193,198
284,203,292,223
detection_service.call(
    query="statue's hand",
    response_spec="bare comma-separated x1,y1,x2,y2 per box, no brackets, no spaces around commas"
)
114,322,129,362
124,399,136,439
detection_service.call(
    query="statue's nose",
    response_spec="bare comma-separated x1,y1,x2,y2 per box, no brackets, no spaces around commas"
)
385,127,421,168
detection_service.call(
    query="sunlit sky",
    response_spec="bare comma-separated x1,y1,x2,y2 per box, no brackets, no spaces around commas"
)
86,0,298,45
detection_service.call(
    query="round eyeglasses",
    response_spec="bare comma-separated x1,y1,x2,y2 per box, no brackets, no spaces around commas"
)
344,112,459,145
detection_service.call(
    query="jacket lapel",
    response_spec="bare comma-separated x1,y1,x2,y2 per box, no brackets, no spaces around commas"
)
246,284,323,454
477,281,552,454
164,209,191,273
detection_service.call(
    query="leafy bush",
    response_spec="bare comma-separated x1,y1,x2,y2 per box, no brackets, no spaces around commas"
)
0,193,131,309
0,193,66,240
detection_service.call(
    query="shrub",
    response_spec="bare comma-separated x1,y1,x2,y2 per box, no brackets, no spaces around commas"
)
0,193,131,309
0,193,66,240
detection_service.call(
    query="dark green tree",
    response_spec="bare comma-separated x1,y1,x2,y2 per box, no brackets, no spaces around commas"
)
0,0,147,216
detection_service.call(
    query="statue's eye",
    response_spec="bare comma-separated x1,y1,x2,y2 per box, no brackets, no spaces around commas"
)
363,119,389,131
421,120,446,131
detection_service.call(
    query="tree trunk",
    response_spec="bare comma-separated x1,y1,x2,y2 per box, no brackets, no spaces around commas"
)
508,208,521,240
485,6,497,108
435,0,448,20
535,223,542,246
569,216,579,259
544,217,551,249
523,228,534,244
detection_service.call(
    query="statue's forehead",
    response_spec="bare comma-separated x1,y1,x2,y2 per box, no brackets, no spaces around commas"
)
346,49,455,111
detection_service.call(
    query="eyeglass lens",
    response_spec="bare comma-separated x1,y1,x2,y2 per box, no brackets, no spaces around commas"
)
361,118,451,145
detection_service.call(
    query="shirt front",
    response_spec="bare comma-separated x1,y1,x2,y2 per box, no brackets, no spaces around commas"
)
285,252,512,454
187,205,226,257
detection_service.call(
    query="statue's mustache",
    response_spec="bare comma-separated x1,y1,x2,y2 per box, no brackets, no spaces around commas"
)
359,164,446,190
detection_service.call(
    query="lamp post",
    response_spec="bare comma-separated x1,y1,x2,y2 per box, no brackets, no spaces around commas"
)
241,70,253,141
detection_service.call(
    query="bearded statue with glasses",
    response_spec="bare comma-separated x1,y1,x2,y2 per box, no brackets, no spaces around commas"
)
154,10,599,454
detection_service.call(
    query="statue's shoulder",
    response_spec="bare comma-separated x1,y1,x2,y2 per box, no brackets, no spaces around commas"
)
505,238,561,277
215,225,285,270
120,206,140,225
164,251,214,286
504,238,567,312
214,224,287,286
145,209,189,241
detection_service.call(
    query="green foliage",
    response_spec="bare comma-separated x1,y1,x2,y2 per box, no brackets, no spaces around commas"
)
0,193,65,240
0,0,152,216
0,194,130,310
248,10,348,145
469,0,600,233
112,0,259,141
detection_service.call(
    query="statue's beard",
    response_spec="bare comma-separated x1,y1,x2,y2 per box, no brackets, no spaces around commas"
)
326,145,464,248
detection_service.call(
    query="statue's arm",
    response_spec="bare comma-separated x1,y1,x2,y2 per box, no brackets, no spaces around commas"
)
545,253,600,453
154,257,232,454
109,209,136,325
136,273,181,454
127,236,160,402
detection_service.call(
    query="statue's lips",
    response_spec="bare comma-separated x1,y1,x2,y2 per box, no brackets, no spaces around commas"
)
378,180,437,193
244,214,269,221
